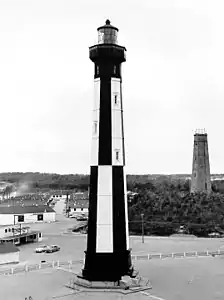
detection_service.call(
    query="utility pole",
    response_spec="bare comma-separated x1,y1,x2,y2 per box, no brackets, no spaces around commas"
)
141,213,144,244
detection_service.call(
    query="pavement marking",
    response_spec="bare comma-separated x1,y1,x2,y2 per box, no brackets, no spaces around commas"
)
141,292,167,300
148,294,167,300
57,267,79,275
51,292,81,299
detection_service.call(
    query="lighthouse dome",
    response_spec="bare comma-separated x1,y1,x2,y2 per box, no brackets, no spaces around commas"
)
97,19,118,44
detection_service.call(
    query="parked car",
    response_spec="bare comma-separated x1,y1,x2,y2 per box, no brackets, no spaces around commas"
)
69,214,77,218
208,232,221,238
35,245,48,253
76,215,88,221
45,245,60,253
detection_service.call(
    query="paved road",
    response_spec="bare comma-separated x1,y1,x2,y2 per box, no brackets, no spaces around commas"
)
1,213,223,268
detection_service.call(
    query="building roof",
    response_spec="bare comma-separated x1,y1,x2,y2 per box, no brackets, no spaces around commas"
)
0,243,19,254
71,191,89,201
0,199,48,207
50,190,71,196
0,230,41,241
0,205,55,215
69,199,89,209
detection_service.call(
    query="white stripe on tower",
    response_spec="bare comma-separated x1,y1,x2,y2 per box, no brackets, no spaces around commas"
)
111,78,124,166
96,166,113,252
90,78,100,166
123,166,130,250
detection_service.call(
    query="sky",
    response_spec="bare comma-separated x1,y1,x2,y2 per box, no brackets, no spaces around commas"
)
0,0,223,175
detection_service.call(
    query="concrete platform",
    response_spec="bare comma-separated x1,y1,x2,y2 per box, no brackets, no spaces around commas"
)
65,272,152,295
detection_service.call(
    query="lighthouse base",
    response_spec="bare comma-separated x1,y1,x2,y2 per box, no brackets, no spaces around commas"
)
81,249,134,281
65,273,152,295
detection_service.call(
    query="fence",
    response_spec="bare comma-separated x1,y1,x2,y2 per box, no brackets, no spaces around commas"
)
1,249,224,276
0,259,83,276
131,249,224,261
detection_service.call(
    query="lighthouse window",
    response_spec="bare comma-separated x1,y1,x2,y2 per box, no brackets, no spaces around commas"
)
114,93,119,105
93,122,97,134
113,65,117,74
115,150,120,161
96,66,99,75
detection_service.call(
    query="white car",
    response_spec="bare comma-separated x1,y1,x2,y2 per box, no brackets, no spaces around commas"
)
35,245,48,253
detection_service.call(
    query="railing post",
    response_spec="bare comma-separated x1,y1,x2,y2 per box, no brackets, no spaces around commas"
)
171,253,174,258
218,249,221,255
69,260,72,269
160,253,162,259
39,263,41,269
57,260,60,267
52,261,55,268
25,265,28,272
148,254,150,260
11,268,14,275
195,251,198,257
206,250,209,256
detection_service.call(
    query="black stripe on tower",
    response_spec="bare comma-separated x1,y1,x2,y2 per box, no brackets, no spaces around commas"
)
94,62,121,79
86,166,98,253
112,166,127,252
98,77,112,165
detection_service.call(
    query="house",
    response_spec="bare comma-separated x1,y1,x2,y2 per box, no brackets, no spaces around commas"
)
68,200,89,215
0,242,19,265
0,205,56,226
67,192,89,215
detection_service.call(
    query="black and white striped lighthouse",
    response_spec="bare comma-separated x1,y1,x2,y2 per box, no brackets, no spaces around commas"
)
81,20,134,282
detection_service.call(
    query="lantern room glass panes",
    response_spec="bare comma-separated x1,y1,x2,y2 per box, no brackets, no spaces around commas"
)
98,27,118,44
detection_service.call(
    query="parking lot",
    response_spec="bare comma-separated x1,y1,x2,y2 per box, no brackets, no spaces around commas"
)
1,213,224,299
1,213,223,268
6,214,87,266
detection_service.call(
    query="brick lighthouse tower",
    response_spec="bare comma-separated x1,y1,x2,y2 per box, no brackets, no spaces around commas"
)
81,20,134,282
190,129,211,194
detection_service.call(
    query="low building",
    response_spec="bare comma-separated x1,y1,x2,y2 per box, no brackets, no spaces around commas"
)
48,190,70,202
0,242,19,265
67,192,89,216
0,205,56,226
68,200,89,215
0,224,42,245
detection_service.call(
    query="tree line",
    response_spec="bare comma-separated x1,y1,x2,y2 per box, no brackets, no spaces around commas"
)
1,172,224,237
128,179,224,237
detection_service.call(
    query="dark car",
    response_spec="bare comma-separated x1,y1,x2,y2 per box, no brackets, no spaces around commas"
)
76,214,88,221
45,245,60,253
